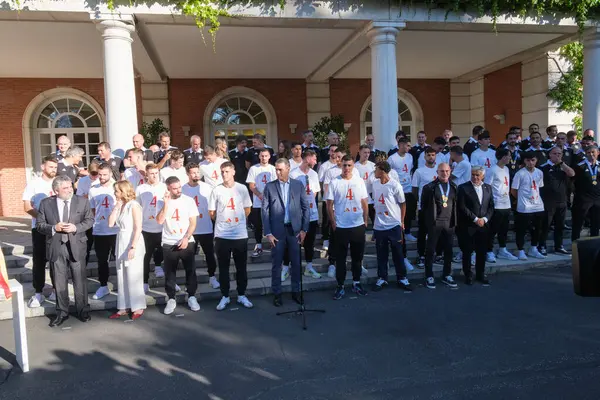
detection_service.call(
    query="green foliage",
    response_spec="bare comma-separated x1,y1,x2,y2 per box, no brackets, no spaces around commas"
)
311,115,348,152
547,41,583,133
140,118,169,146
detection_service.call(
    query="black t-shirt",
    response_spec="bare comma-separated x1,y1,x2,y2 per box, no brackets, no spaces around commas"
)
523,148,548,168
409,145,429,172
154,146,178,167
540,162,569,204
57,161,79,185
229,148,249,184
94,156,123,181
183,149,204,165
573,160,600,202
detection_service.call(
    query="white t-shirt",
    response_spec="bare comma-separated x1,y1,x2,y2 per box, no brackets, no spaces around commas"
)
355,161,376,205
22,177,55,228
452,159,471,186
324,176,368,229
199,158,226,188
160,166,187,184
323,165,358,185
387,152,413,193
161,195,199,245
290,167,320,221
411,165,438,210
418,151,449,169
246,164,277,208
136,182,167,233
76,176,98,197
511,168,545,213
289,158,302,170
124,167,145,191
208,183,252,239
372,178,405,231
484,165,511,209
88,182,119,236
318,160,335,182
181,182,214,235
470,148,497,172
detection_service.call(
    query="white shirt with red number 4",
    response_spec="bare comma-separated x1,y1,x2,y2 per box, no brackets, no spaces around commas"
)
387,152,413,194
160,166,187,184
470,148,497,172
209,183,252,240
88,182,119,235
411,166,438,210
325,176,368,229
511,168,544,213
355,161,376,204
161,195,199,245
372,178,405,231
246,164,277,208
182,182,214,235
22,177,55,228
484,165,511,210
199,158,226,188
124,168,145,191
136,182,167,233
290,167,321,222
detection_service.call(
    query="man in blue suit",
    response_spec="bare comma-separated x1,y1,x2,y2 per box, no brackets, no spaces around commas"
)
262,158,310,307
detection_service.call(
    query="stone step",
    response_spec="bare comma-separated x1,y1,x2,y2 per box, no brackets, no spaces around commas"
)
0,253,572,320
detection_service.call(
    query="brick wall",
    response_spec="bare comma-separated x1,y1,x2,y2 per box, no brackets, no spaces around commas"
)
0,78,142,217
330,79,451,155
169,79,308,149
484,63,522,145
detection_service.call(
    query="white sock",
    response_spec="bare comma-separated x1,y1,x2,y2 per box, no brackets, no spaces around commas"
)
353,281,360,285
282,265,289,271
306,262,313,270
256,244,262,249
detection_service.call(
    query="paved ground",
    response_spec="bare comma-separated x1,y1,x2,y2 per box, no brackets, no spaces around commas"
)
2,266,600,400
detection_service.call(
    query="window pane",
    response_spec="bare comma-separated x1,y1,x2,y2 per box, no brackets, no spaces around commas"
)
212,107,228,124
37,116,52,129
227,113,252,125
86,114,101,127
226,98,239,111
55,115,84,128
88,132,100,143
40,145,53,158
248,102,264,118
239,97,252,112
88,144,99,157
402,125,411,138
253,112,266,124
69,99,83,113
73,132,86,144
255,129,266,138
365,110,372,122
366,126,373,136
79,104,96,120
40,104,58,120
53,99,69,114
39,134,51,145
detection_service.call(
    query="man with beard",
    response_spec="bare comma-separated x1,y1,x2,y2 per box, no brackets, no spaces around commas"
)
543,125,559,149
523,132,548,167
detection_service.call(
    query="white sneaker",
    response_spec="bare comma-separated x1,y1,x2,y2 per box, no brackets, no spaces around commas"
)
304,266,322,279
209,276,220,289
47,291,56,302
144,284,149,294
92,286,110,300
518,250,528,260
322,240,329,251
327,265,336,278
470,252,476,266
175,284,182,292
154,266,165,278
216,296,230,311
237,295,253,308
281,266,290,282
404,258,414,271
497,248,519,261
164,298,177,315
28,293,43,308
188,296,200,311
405,233,417,242
361,265,368,277
453,251,463,263
528,247,546,259
486,252,497,263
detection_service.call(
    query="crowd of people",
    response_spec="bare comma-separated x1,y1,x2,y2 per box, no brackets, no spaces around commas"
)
21,124,599,327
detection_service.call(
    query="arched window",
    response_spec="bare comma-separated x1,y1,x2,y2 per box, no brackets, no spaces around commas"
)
360,88,424,144
29,94,104,170
204,87,277,150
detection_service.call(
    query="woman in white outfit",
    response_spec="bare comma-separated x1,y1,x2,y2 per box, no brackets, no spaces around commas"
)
108,180,146,320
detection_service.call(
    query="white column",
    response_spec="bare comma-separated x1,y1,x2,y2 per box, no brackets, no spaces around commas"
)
583,28,600,141
367,22,405,151
97,18,138,158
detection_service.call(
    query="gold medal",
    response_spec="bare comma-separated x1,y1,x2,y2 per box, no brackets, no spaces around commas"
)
511,165,516,169
594,181,598,185
442,202,448,208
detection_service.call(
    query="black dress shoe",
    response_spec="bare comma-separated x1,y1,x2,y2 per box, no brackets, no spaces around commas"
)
273,294,283,307
555,246,570,255
49,315,69,328
476,276,491,286
464,276,473,286
291,292,303,305
78,312,91,323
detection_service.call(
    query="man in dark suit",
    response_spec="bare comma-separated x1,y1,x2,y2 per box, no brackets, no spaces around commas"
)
262,158,310,307
457,165,494,286
36,175,94,327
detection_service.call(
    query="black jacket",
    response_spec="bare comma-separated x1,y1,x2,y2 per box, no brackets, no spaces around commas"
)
420,179,458,228
457,181,494,233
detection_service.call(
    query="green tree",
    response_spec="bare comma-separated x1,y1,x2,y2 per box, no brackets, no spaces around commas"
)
547,41,583,133
311,115,348,152
140,118,169,146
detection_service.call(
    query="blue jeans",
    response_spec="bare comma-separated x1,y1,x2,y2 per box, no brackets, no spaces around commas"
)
374,225,406,281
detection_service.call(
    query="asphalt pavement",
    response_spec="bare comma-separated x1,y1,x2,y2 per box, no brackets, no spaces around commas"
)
1,266,600,400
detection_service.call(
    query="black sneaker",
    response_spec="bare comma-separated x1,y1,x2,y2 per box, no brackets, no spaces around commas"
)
538,246,548,256
434,255,444,265
555,246,570,255
333,285,345,300
352,283,368,296
425,277,436,289
441,275,458,288
397,278,412,292
464,275,474,285
476,276,491,286
373,278,388,292
416,256,425,268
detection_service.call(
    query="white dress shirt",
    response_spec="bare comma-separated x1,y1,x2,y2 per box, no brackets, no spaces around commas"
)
278,180,291,223
471,183,488,223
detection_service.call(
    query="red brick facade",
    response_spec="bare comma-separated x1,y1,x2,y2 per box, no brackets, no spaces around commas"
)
484,63,523,145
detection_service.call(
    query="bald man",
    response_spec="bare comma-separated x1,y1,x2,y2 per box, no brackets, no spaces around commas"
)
132,134,155,162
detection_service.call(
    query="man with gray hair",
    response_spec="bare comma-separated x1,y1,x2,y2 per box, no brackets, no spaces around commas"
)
184,135,204,165
58,146,85,184
319,131,339,163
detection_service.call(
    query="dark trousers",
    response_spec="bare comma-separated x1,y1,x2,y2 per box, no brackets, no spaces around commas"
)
459,227,488,279
327,223,337,265
515,211,544,250
50,242,89,318
194,233,217,277
215,238,248,297
85,228,94,266
572,198,600,241
488,208,511,251
162,244,197,300
142,231,163,284
540,203,567,249
321,202,330,241
404,193,417,234
250,207,263,244
334,225,366,285
31,229,51,293
417,209,427,257
425,222,454,278
368,204,375,227
374,225,406,281
93,234,116,286
271,225,302,294
304,220,319,262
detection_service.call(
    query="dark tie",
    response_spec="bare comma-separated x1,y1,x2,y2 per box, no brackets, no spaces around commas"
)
61,200,69,243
